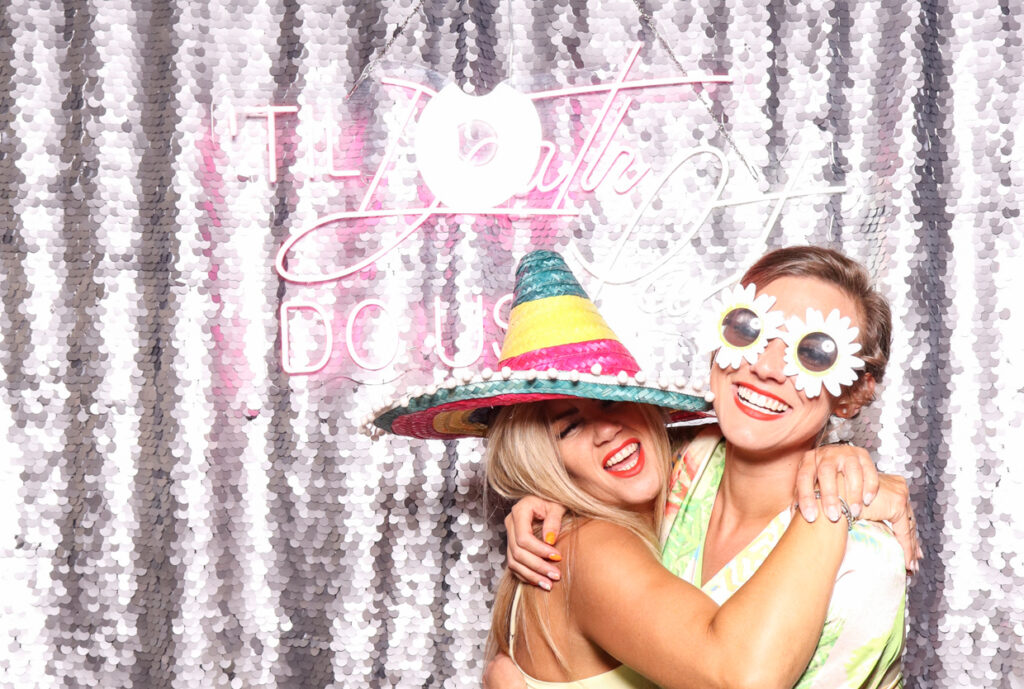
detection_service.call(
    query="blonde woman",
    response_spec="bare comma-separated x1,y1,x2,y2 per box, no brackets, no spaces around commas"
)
375,250,912,689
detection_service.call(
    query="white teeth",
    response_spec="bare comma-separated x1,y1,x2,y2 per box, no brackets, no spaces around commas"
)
609,455,639,472
737,386,789,413
605,443,639,468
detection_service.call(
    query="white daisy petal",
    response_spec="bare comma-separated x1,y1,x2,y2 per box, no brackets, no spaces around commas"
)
707,283,777,370
782,306,866,399
714,347,743,370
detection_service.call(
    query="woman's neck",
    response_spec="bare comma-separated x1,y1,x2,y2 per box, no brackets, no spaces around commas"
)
700,442,811,586
717,442,810,524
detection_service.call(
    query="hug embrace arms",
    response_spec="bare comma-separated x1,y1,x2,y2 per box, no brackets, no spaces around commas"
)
507,440,919,592
373,248,917,689
497,428,912,689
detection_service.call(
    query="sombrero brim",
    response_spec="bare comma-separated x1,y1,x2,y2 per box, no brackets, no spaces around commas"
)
372,372,710,439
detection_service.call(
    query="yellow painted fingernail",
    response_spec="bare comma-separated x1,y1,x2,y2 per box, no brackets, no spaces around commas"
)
544,532,556,545
548,552,561,562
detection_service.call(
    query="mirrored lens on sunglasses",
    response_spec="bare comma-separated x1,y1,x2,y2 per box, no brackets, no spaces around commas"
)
721,308,762,347
796,332,839,372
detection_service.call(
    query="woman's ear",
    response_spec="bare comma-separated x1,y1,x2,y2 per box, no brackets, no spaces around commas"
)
835,373,876,418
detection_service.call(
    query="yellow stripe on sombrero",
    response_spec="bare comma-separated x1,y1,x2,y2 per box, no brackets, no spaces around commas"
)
499,294,619,361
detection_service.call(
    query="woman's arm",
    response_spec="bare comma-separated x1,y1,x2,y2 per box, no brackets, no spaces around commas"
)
569,515,847,689
506,446,920,587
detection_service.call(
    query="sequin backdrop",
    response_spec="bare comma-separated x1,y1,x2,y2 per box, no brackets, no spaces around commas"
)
0,1,1021,687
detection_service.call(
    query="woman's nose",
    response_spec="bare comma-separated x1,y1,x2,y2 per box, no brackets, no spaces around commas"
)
591,413,622,443
749,337,788,382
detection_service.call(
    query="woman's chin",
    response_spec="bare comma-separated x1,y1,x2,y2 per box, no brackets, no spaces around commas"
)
607,489,659,516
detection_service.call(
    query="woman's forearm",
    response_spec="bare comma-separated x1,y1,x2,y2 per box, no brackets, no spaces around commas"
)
571,517,847,689
704,514,848,689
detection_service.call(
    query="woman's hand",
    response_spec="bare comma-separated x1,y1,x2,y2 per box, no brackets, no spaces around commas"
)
794,443,877,523
861,473,923,573
794,444,921,573
504,496,567,591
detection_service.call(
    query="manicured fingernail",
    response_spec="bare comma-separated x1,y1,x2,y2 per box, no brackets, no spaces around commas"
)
850,503,862,519
803,505,818,523
548,552,562,562
544,532,556,545
864,492,875,505
548,570,560,581
827,506,840,522
538,579,552,591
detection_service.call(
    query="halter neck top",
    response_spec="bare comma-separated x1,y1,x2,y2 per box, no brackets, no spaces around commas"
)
508,585,658,689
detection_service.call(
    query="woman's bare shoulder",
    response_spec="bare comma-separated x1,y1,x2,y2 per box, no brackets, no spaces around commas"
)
564,518,648,544
562,520,661,582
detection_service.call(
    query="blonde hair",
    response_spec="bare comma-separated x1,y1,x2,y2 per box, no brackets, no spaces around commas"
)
483,401,671,674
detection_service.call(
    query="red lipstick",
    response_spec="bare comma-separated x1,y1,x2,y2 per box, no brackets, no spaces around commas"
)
732,384,789,421
602,439,645,478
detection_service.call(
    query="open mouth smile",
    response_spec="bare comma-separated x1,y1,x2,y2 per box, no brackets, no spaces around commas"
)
603,439,645,478
734,384,791,419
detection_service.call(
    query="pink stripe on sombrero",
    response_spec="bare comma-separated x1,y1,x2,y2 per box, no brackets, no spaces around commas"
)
499,339,640,376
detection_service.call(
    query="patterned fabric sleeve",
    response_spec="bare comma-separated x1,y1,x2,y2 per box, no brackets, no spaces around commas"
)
662,428,721,545
664,444,694,525
798,521,907,689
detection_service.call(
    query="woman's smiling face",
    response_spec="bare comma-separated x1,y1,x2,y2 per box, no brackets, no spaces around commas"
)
710,275,864,458
545,399,663,513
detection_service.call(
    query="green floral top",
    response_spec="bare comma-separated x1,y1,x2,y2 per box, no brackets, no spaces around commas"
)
660,429,906,689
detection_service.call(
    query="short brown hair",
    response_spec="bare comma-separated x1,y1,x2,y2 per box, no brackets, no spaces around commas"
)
740,246,892,394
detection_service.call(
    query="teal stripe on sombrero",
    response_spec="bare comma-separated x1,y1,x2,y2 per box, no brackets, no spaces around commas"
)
512,251,589,308
374,377,711,438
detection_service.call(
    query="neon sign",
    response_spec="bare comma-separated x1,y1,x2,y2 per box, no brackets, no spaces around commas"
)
217,45,848,377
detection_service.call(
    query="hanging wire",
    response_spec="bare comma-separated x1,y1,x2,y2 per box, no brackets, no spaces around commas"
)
630,0,761,183
347,0,427,99
344,0,761,186
506,0,515,81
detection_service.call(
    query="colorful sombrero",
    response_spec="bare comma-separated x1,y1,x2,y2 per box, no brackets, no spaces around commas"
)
372,250,709,439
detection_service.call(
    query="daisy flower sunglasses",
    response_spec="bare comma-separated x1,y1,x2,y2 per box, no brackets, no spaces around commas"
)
710,284,865,398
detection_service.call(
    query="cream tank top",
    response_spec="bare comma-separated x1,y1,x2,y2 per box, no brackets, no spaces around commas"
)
508,585,658,689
